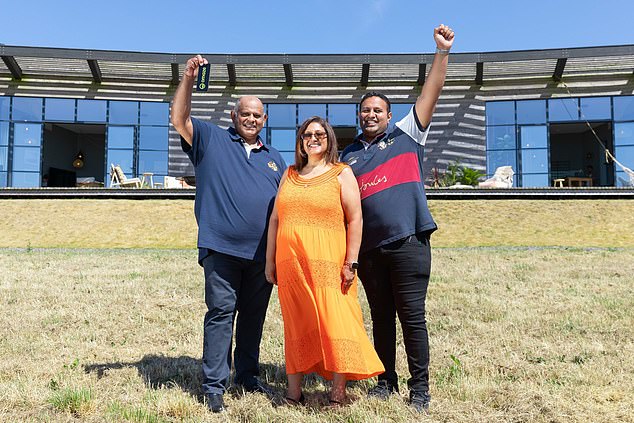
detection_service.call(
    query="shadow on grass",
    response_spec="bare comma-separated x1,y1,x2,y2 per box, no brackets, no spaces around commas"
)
84,355,291,401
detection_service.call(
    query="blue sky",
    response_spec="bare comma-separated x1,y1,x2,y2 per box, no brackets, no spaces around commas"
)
1,0,633,54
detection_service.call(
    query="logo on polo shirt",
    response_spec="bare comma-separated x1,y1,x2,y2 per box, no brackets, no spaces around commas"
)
378,138,396,150
347,156,359,166
267,161,279,172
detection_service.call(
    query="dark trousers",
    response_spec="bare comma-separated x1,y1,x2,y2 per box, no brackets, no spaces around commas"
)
358,233,432,393
201,251,273,395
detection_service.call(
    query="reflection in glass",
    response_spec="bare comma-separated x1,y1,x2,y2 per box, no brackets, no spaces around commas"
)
613,96,634,121
107,149,134,176
11,172,40,188
12,147,41,171
521,148,548,174
140,102,169,126
487,150,516,176
486,125,516,150
12,97,43,122
0,97,10,120
615,122,634,146
14,123,42,147
298,104,326,124
107,126,135,149
109,101,139,125
45,98,75,121
520,126,547,149
580,97,611,120
328,104,357,126
614,146,634,171
139,126,168,150
616,171,632,187
0,172,6,188
0,122,8,146
548,98,579,121
270,129,296,151
486,101,515,125
0,147,7,171
391,104,413,122
139,151,168,174
77,100,107,122
267,104,296,127
280,151,295,167
521,173,549,188
517,100,546,125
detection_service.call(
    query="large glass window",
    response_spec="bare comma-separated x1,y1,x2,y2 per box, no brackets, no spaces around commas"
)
77,100,107,122
0,122,8,183
487,150,517,177
519,125,548,149
11,172,40,188
12,146,41,171
139,126,168,150
580,97,611,120
298,104,326,124
0,97,10,120
270,129,296,152
548,98,579,121
45,98,75,121
486,101,514,125
140,102,169,126
391,104,413,122
12,97,43,122
517,100,546,125
138,151,168,174
109,101,139,125
0,122,8,146
613,96,634,121
107,126,135,149
328,104,356,126
14,123,42,147
519,125,548,187
486,126,516,150
107,149,134,177
267,104,296,127
615,122,634,187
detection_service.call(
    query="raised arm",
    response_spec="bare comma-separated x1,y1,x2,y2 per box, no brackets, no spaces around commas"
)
171,55,208,145
415,24,455,128
339,166,363,294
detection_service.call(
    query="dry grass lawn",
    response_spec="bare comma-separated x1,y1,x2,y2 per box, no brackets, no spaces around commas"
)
0,199,633,248
0,199,633,422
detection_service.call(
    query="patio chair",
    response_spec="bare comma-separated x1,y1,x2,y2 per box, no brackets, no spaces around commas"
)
110,164,141,188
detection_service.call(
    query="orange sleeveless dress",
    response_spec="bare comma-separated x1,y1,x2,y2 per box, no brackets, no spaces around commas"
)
275,163,384,380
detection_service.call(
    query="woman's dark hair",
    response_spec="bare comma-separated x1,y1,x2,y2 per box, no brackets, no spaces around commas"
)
295,116,339,171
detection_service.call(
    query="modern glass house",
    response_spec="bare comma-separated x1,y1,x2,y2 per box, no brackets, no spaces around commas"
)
1,44,633,188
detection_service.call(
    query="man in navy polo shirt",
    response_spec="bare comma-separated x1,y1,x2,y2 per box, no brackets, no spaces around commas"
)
171,55,285,413
341,24,455,412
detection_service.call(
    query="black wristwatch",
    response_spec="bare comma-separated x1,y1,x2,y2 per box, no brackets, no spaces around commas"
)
345,260,359,271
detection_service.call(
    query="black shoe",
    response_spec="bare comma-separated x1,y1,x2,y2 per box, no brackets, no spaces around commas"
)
206,393,225,413
367,380,398,400
241,379,275,398
409,390,431,412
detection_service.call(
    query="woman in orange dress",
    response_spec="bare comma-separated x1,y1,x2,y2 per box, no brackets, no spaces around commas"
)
265,116,384,405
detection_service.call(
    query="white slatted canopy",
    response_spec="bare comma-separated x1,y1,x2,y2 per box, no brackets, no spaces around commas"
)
1,44,634,85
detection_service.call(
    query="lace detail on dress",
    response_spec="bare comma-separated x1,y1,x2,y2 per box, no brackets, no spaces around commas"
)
277,164,347,232
278,256,346,290
286,329,369,375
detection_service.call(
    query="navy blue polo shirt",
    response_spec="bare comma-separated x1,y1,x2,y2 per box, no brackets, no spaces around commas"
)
341,106,437,253
182,118,286,263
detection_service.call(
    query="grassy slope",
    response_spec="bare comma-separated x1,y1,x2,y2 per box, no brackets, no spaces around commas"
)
1,199,633,248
